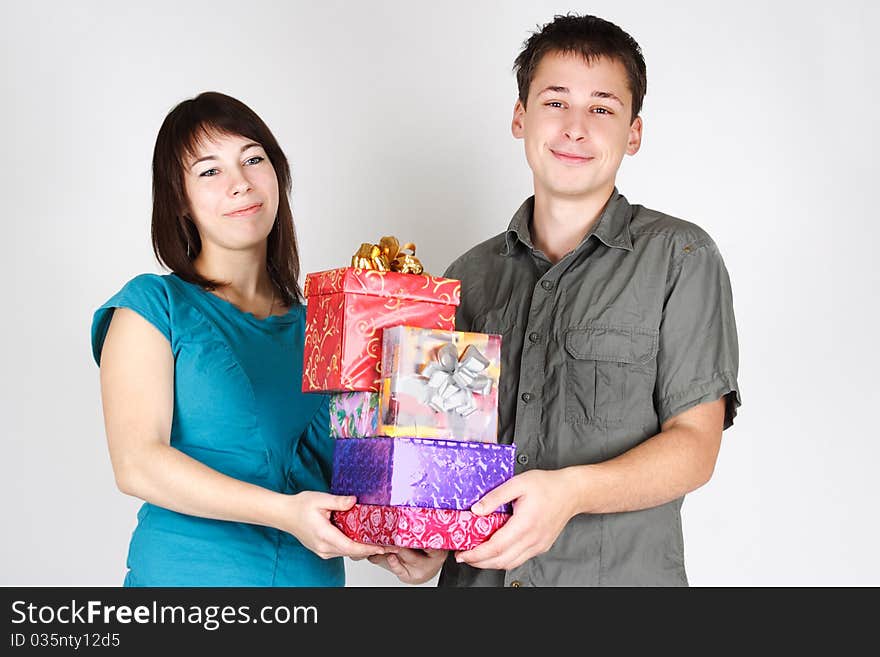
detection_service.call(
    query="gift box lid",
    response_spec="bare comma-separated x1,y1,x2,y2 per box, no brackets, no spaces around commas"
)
304,267,461,305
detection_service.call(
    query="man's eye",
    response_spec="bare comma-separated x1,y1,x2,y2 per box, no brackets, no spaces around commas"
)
592,107,612,115
199,168,220,177
244,156,264,165
546,101,564,108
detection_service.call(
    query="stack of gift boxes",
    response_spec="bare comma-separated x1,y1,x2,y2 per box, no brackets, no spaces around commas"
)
302,239,515,550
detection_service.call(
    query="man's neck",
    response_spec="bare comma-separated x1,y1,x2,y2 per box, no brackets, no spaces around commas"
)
531,187,614,264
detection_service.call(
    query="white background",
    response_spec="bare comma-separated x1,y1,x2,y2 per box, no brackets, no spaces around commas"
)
2,0,877,586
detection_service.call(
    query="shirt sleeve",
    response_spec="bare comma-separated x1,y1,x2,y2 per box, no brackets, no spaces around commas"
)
443,259,476,332
90,274,172,366
654,239,741,429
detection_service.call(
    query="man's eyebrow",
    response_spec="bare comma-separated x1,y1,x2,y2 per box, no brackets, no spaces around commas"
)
537,85,570,96
190,142,263,168
592,90,624,106
536,87,624,107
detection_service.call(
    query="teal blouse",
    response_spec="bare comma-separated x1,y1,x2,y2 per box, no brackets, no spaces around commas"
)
91,273,344,586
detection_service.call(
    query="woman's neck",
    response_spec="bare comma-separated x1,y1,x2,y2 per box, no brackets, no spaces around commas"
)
194,244,279,315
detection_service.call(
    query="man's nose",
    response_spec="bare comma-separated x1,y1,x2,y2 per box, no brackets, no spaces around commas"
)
563,113,588,141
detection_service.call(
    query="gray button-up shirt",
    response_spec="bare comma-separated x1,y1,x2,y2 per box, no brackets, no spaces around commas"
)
438,189,741,587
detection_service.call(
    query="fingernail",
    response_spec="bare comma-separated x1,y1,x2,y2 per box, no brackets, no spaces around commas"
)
455,555,463,563
472,503,484,514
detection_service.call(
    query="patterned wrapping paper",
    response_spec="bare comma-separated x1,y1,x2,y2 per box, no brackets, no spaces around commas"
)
302,268,460,393
331,437,515,513
379,326,501,442
332,503,511,550
329,392,379,438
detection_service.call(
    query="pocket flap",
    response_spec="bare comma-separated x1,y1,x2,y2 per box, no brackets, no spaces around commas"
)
564,325,658,364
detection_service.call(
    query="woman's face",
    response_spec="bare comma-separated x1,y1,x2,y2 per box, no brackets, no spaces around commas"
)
182,131,280,255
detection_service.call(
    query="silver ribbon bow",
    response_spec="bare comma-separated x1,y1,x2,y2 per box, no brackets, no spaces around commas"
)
420,343,493,416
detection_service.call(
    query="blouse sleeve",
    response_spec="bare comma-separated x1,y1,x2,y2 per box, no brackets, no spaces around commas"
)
91,274,172,366
289,396,334,494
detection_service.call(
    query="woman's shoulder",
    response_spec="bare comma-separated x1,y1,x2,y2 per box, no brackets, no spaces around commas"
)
91,273,186,365
113,272,183,300
103,272,207,311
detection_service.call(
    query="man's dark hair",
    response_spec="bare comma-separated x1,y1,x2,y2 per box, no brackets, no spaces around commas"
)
151,91,303,305
514,14,647,121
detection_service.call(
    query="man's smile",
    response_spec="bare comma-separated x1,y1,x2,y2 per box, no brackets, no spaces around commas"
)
549,148,593,164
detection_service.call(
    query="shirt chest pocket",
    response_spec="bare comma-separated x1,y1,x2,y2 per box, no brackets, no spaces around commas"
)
564,325,659,425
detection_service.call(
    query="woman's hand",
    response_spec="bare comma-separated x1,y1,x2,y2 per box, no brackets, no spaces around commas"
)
279,492,387,560
367,548,448,584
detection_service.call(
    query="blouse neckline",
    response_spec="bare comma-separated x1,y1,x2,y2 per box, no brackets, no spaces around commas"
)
171,274,301,326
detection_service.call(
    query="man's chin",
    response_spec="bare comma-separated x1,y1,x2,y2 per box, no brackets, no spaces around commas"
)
544,183,611,201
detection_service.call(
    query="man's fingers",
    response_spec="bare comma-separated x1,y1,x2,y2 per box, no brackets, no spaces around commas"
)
384,554,409,578
387,548,424,567
470,478,520,515
455,521,517,564
464,544,532,571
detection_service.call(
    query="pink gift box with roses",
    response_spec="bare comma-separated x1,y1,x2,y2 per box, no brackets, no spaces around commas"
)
332,503,510,550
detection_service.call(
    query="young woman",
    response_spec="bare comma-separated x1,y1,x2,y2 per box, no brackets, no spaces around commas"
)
91,91,384,586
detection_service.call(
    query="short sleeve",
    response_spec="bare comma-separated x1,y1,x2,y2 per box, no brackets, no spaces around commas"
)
289,396,333,493
443,259,476,333
90,274,172,366
654,240,741,429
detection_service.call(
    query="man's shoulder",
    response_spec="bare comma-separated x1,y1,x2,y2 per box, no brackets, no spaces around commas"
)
443,232,509,279
629,204,717,252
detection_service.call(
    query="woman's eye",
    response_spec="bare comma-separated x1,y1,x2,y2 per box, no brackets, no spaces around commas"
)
245,156,264,165
199,168,220,177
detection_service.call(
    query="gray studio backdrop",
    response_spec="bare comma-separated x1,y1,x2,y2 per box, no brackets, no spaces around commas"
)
2,0,877,586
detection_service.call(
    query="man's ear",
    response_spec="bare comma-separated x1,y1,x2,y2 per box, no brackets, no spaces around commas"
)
626,115,643,155
511,100,526,139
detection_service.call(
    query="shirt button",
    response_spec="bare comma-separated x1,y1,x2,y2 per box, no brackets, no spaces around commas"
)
517,454,529,465
541,280,554,291
510,580,522,587
528,332,540,343
521,392,533,403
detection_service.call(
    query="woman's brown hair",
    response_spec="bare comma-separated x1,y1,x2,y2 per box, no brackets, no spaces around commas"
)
151,91,302,305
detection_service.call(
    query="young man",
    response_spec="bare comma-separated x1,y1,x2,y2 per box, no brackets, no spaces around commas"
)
370,13,740,586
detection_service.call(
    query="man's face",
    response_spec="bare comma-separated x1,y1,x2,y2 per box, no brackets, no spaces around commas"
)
512,51,642,203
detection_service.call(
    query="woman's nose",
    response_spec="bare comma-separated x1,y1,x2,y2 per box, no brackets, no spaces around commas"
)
229,169,252,196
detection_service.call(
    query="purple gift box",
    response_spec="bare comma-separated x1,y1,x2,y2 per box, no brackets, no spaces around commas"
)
331,437,516,512
329,391,379,438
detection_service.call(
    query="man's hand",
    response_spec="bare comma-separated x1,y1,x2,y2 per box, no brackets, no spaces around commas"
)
367,548,448,584
453,469,578,571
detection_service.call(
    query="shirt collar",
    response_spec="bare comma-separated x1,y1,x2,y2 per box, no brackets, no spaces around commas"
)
501,188,634,256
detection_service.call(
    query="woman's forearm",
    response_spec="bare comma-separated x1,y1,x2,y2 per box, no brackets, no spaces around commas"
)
113,441,288,530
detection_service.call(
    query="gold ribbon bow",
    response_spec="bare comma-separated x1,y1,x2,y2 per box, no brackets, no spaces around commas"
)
351,236,425,274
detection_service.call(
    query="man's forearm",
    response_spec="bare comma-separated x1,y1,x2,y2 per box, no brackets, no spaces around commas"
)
562,399,724,515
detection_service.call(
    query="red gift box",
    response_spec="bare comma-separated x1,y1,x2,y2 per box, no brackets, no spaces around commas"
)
332,503,510,550
302,267,460,392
